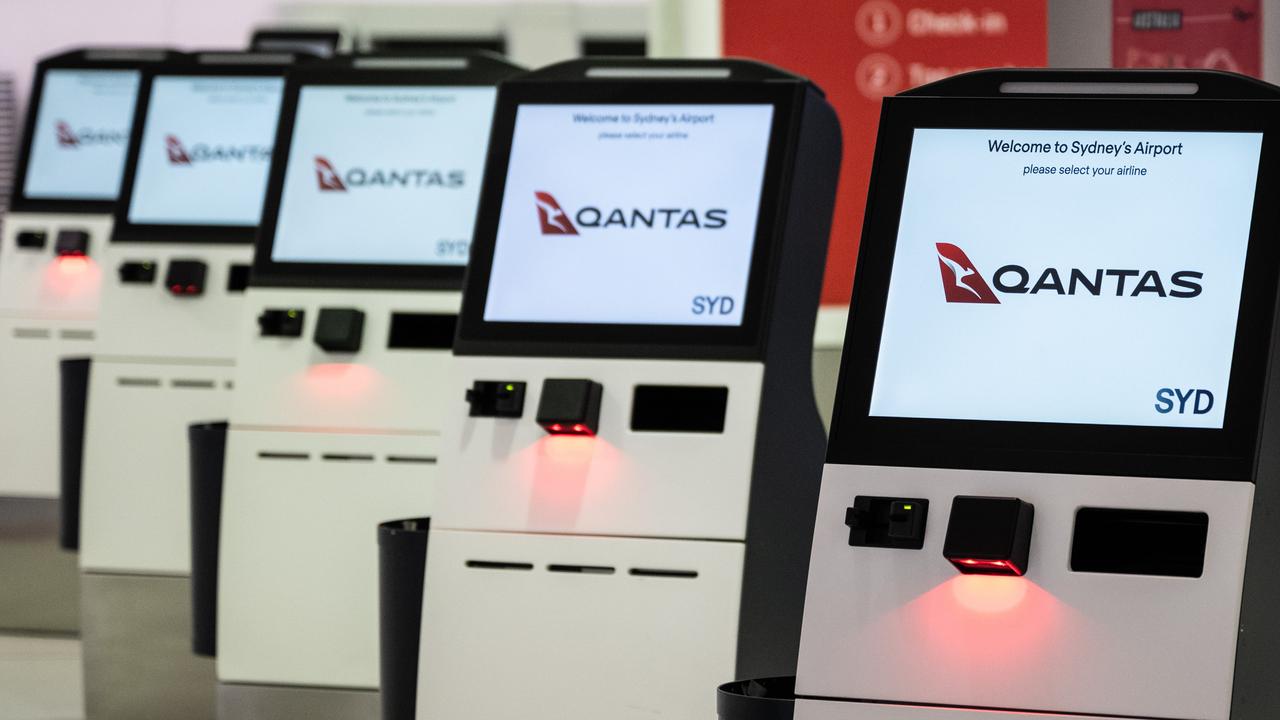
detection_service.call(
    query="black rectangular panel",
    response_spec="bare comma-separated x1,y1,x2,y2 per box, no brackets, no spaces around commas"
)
581,38,646,57
227,264,251,292
630,385,728,433
1071,507,1209,578
118,261,157,284
388,313,456,350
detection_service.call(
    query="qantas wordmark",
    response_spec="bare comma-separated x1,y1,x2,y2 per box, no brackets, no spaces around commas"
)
313,156,464,192
165,135,270,166
56,120,128,148
534,191,728,236
936,243,1204,302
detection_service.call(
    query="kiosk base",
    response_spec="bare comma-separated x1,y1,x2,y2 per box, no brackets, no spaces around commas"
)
217,429,438,692
0,497,79,632
218,682,378,720
419,529,743,720
81,572,215,720
0,316,96,499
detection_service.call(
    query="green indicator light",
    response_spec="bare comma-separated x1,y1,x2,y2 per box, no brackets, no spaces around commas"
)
903,504,913,511
505,384,515,392
287,310,297,318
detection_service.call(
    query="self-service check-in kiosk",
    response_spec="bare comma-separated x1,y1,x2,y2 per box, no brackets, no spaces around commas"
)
791,70,1280,720
0,48,178,633
75,51,299,720
414,58,841,720
212,53,520,719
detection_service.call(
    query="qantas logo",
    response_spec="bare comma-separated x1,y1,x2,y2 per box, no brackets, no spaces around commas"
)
164,135,271,166
935,242,1204,302
533,191,728,236
166,135,191,164
56,121,78,147
936,243,999,304
315,157,346,191
55,120,127,149
535,192,578,235
313,156,465,192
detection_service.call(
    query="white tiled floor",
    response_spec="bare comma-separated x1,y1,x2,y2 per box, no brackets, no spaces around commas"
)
0,634,83,720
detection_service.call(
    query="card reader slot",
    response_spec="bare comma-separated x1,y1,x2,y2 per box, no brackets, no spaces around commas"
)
321,453,375,462
465,560,534,571
171,379,217,389
116,377,161,388
1071,507,1209,578
257,452,310,461
58,329,95,341
631,385,728,433
628,568,698,579
547,564,616,575
387,312,457,350
385,455,438,465
13,328,51,339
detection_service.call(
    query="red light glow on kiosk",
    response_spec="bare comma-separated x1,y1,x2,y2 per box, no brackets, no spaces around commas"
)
56,255,89,274
900,576,1064,671
544,422,595,437
44,256,101,298
302,363,380,399
540,435,597,464
524,435,617,526
952,558,1024,576
949,574,1029,614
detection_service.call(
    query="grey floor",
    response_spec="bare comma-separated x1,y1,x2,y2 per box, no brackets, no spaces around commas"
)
0,633,83,720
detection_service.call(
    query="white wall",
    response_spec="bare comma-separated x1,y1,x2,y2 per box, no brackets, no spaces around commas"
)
0,0,286,112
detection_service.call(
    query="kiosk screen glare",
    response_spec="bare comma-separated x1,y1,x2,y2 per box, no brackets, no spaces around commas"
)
271,85,497,266
127,75,285,226
23,69,141,200
483,103,774,326
870,128,1262,429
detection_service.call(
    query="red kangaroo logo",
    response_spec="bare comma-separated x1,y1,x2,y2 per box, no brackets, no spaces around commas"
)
534,192,578,235
55,121,79,147
936,243,999,304
165,135,192,165
314,156,347,191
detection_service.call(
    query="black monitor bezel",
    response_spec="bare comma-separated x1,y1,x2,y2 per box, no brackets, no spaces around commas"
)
111,63,290,245
827,95,1280,482
251,65,510,291
249,29,343,58
454,80,804,360
10,56,153,214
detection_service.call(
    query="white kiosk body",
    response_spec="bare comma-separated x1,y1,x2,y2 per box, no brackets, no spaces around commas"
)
74,51,297,720
212,54,520,720
794,70,1280,720
414,59,842,720
0,48,177,633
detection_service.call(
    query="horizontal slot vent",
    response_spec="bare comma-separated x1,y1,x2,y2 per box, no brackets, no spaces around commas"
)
321,453,375,462
1071,508,1209,578
117,377,161,387
171,379,216,389
629,568,699,579
631,385,728,433
465,560,533,571
548,564,615,575
59,329,95,341
386,455,438,464
257,452,309,461
13,328,50,339
388,312,457,350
